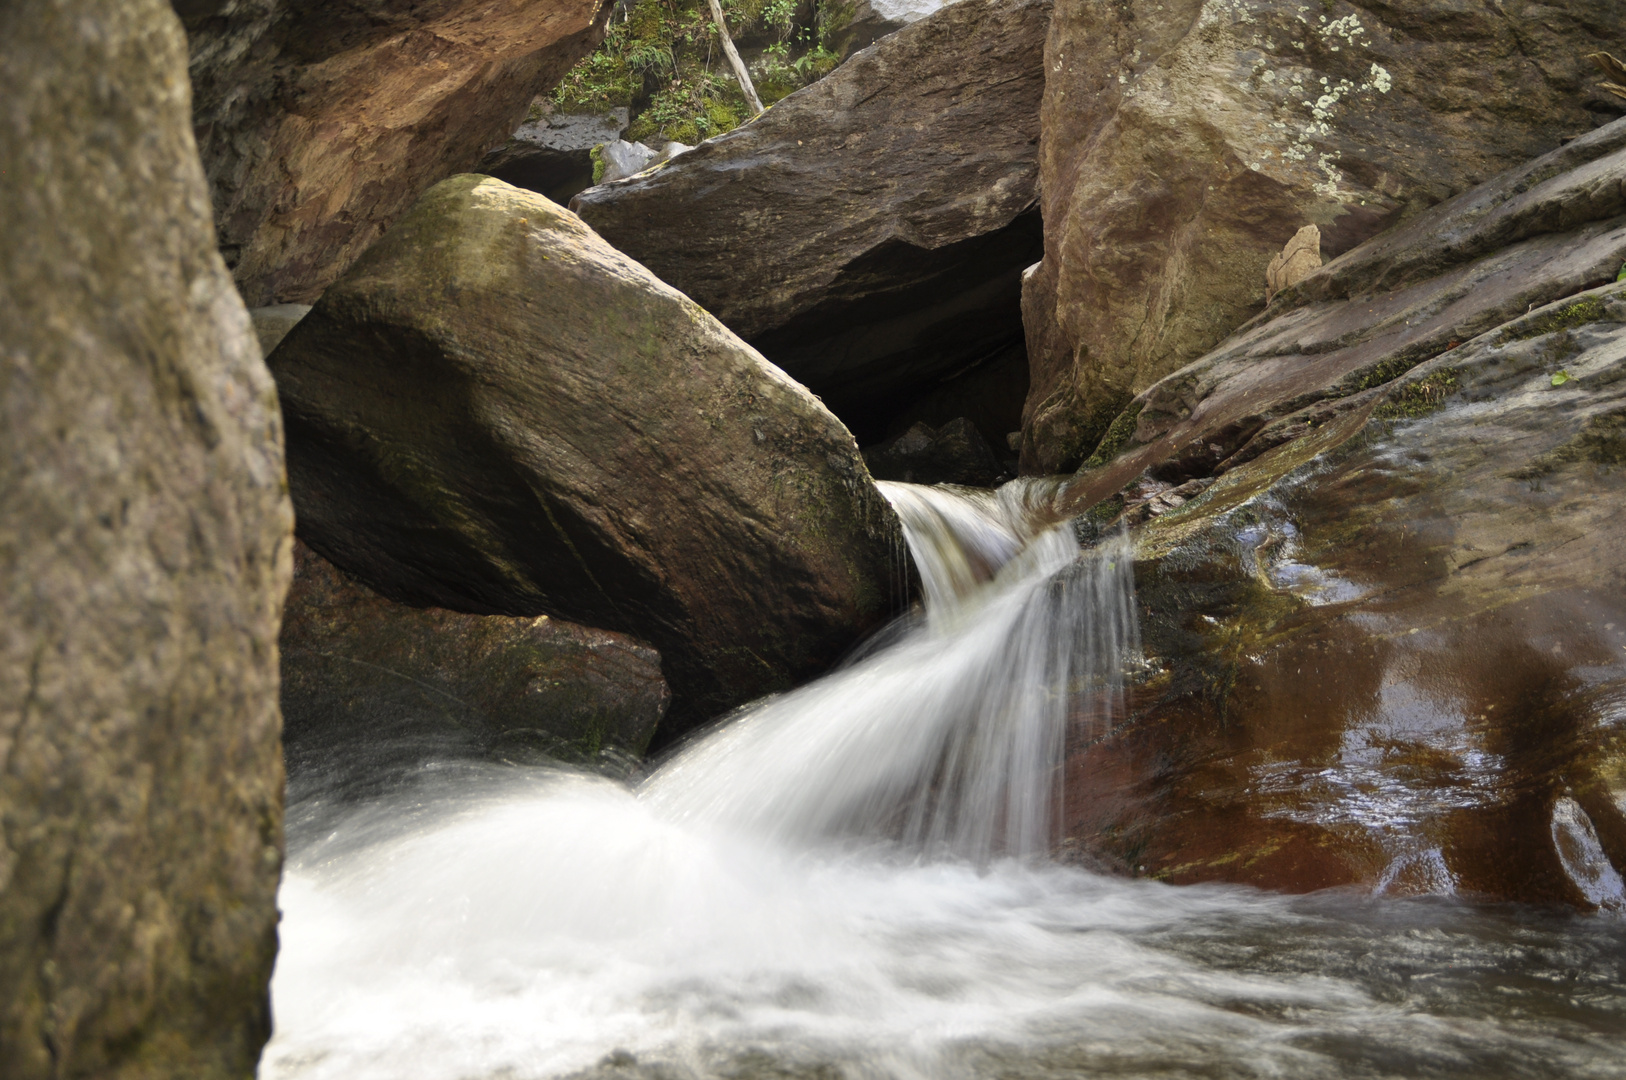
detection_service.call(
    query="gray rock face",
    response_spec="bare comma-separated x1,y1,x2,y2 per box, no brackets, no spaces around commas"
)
249,303,311,356
176,0,614,305
281,541,668,795
0,2,292,1076
479,105,628,204
269,175,903,735
597,138,659,183
1022,0,1626,473
572,0,1049,442
1052,121,1626,904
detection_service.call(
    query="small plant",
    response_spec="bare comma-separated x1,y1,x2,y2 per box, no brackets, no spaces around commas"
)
1552,370,1573,387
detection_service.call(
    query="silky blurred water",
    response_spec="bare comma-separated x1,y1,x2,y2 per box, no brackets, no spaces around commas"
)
261,483,1626,1080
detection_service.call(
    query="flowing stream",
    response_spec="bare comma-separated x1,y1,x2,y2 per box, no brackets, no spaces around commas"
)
262,482,1626,1080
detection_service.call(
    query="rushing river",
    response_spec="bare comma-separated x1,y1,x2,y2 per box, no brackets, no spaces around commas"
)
262,483,1626,1080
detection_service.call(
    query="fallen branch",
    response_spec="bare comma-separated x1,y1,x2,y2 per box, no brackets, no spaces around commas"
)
706,0,765,116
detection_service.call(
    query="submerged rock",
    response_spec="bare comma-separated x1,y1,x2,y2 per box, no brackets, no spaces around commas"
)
281,542,667,785
1060,123,1626,906
269,175,902,735
178,0,613,306
1022,0,1626,472
572,0,1048,442
1,0,292,1073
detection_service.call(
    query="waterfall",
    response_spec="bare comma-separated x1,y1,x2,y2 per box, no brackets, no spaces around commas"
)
643,480,1139,863
260,480,1626,1080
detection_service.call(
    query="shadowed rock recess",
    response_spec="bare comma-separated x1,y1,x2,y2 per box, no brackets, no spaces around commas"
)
176,0,614,306
281,540,670,783
571,0,1049,443
1059,120,1626,905
1022,0,1626,473
0,1,293,1075
269,175,903,736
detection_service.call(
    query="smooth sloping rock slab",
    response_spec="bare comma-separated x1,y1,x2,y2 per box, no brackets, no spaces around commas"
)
179,0,612,305
281,541,668,794
571,0,1049,440
270,175,902,733
1068,284,1626,905
1021,0,1626,472
1,1,292,1074
1060,119,1626,512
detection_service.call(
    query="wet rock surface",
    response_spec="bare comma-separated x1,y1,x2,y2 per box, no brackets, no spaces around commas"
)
177,0,613,306
281,541,668,792
571,0,1048,442
1063,120,1626,508
269,175,902,736
1060,127,1626,907
1022,0,1626,473
1,1,292,1073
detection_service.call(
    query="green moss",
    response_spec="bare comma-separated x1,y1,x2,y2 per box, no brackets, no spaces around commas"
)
1080,401,1145,471
589,143,606,185
1503,295,1608,343
1372,367,1460,421
1341,353,1428,397
555,0,854,145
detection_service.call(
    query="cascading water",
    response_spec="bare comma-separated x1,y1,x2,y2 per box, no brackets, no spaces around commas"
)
262,482,1626,1080
644,480,1137,864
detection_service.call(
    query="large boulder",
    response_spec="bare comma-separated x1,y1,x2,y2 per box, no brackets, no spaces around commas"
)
571,0,1049,443
1022,0,1626,473
0,2,292,1076
269,175,903,734
281,541,668,795
175,0,613,306
1059,123,1626,906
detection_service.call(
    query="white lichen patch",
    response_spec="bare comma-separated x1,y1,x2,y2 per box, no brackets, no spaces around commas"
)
1319,12,1372,51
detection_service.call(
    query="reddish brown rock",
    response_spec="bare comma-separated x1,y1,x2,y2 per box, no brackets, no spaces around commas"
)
1056,124,1626,907
1022,0,1626,473
281,542,668,786
178,0,613,306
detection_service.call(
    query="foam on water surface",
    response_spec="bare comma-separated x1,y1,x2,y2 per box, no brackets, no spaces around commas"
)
263,482,1626,1080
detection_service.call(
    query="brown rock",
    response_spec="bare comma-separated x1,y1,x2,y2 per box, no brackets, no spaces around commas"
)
1264,225,1322,303
1022,0,1626,473
1056,125,1626,907
0,1,292,1075
1061,118,1626,505
571,0,1049,442
281,542,668,790
177,0,613,306
269,175,903,736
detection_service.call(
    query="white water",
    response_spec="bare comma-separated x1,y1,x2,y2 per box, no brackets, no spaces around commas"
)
262,482,1626,1080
